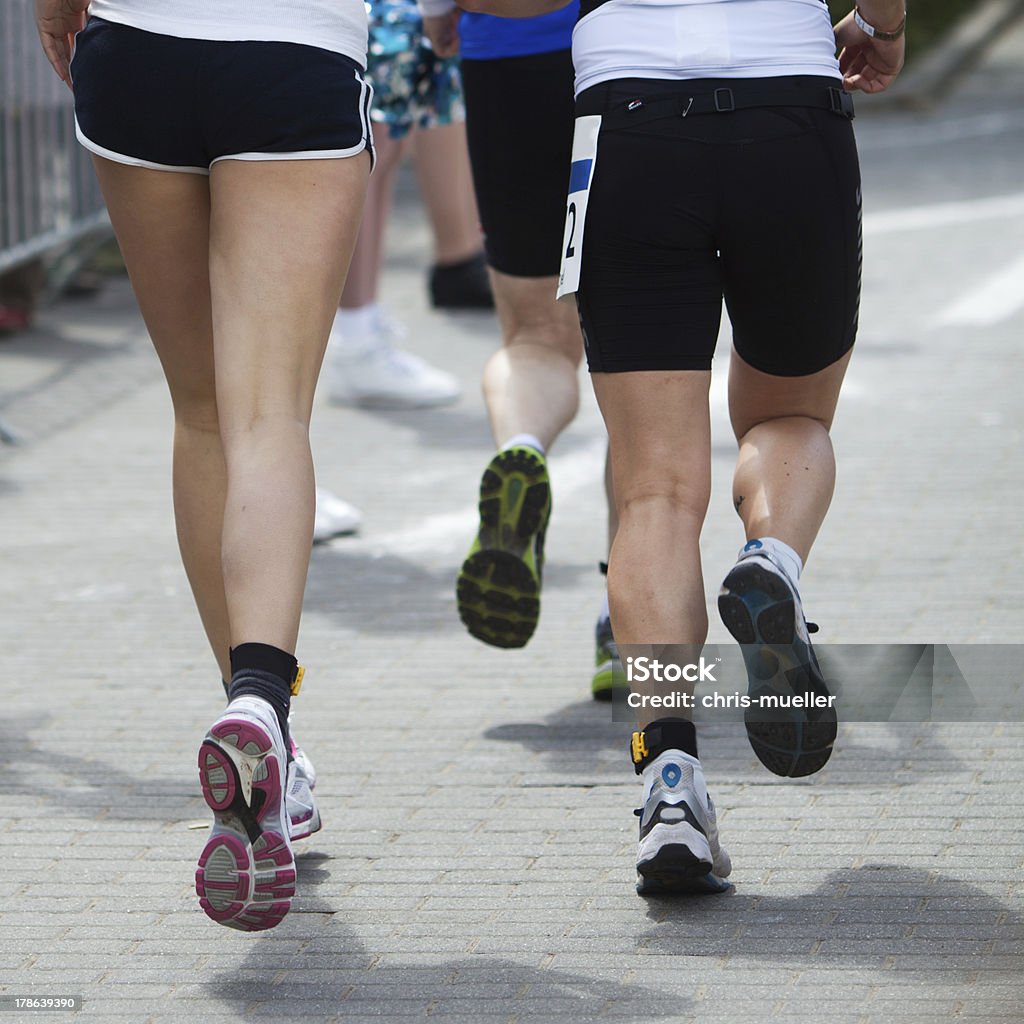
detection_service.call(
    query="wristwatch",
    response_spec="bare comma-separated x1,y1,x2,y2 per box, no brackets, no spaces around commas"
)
854,5,907,41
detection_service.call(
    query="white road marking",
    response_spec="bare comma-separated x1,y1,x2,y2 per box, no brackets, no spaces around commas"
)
865,191,1024,236
934,251,1024,326
858,110,1024,152
337,438,607,556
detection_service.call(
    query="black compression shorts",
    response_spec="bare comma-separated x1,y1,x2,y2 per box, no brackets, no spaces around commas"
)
461,50,575,278
72,18,373,174
574,77,862,376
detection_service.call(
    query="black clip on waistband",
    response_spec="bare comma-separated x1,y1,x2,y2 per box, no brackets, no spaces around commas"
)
828,86,856,118
713,87,735,113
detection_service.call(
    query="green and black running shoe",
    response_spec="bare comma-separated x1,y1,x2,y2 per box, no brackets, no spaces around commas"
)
457,445,551,649
592,614,627,701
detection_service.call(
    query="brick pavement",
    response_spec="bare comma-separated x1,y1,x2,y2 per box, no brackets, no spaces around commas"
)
2,22,1023,1024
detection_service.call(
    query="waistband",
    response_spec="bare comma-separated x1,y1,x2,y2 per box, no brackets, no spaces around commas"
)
576,75,854,124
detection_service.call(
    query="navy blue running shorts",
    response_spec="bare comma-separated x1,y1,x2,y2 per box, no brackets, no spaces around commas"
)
573,77,862,377
71,18,374,174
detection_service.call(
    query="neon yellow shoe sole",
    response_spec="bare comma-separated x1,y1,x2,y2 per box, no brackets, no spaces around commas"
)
457,446,551,649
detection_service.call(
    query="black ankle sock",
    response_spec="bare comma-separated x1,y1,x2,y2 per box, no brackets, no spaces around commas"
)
231,643,298,683
433,251,485,273
631,717,699,774
227,643,296,749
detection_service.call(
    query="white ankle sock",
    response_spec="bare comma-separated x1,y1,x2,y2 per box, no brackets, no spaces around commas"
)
501,433,545,455
743,537,803,584
334,303,380,350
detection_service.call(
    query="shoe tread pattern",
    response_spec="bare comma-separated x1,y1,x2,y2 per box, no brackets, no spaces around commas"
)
718,560,836,778
196,717,295,932
457,448,551,649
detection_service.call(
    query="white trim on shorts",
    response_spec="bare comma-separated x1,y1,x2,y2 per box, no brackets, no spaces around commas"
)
75,118,209,174
211,142,369,165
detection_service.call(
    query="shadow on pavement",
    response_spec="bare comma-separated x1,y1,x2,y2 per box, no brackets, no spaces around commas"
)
482,699,967,785
206,929,691,1023
305,549,593,636
0,710,200,821
483,699,630,780
640,864,1021,971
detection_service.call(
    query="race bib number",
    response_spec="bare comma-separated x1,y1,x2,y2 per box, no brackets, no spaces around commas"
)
557,114,602,300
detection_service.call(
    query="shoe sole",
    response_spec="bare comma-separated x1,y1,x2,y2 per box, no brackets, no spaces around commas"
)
636,825,731,895
196,717,295,932
457,448,550,649
591,658,628,702
718,560,837,778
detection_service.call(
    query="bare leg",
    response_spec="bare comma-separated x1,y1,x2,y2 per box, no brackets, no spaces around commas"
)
210,154,369,651
340,132,408,310
592,369,712,726
413,121,483,266
89,158,232,679
729,349,852,562
604,443,617,558
483,273,581,450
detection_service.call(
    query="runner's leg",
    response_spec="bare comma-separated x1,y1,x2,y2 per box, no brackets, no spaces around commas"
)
484,273,581,449
88,157,231,678
209,154,369,651
729,350,852,561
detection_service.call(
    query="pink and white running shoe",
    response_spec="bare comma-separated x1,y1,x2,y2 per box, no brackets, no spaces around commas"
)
196,697,295,931
287,738,321,842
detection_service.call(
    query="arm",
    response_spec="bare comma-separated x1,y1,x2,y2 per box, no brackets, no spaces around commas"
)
35,0,88,87
834,2,906,94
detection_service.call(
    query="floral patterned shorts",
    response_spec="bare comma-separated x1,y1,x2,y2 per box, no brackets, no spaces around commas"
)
366,0,465,140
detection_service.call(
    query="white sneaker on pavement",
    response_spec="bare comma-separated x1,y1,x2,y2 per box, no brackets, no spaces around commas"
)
326,306,460,410
313,488,362,543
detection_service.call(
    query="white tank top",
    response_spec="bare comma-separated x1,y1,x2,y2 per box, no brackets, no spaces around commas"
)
573,0,841,96
87,0,368,65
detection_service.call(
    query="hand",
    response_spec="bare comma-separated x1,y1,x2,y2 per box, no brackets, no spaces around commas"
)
422,10,461,58
834,10,905,94
35,0,88,87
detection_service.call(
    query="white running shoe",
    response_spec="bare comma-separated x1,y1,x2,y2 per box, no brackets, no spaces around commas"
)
313,488,362,543
287,737,321,842
326,308,460,410
196,697,296,931
635,750,732,895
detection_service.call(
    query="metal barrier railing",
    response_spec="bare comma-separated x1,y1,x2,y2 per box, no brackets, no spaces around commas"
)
0,0,109,276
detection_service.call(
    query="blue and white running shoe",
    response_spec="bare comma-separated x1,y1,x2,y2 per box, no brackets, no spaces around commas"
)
718,542,837,778
635,751,732,895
